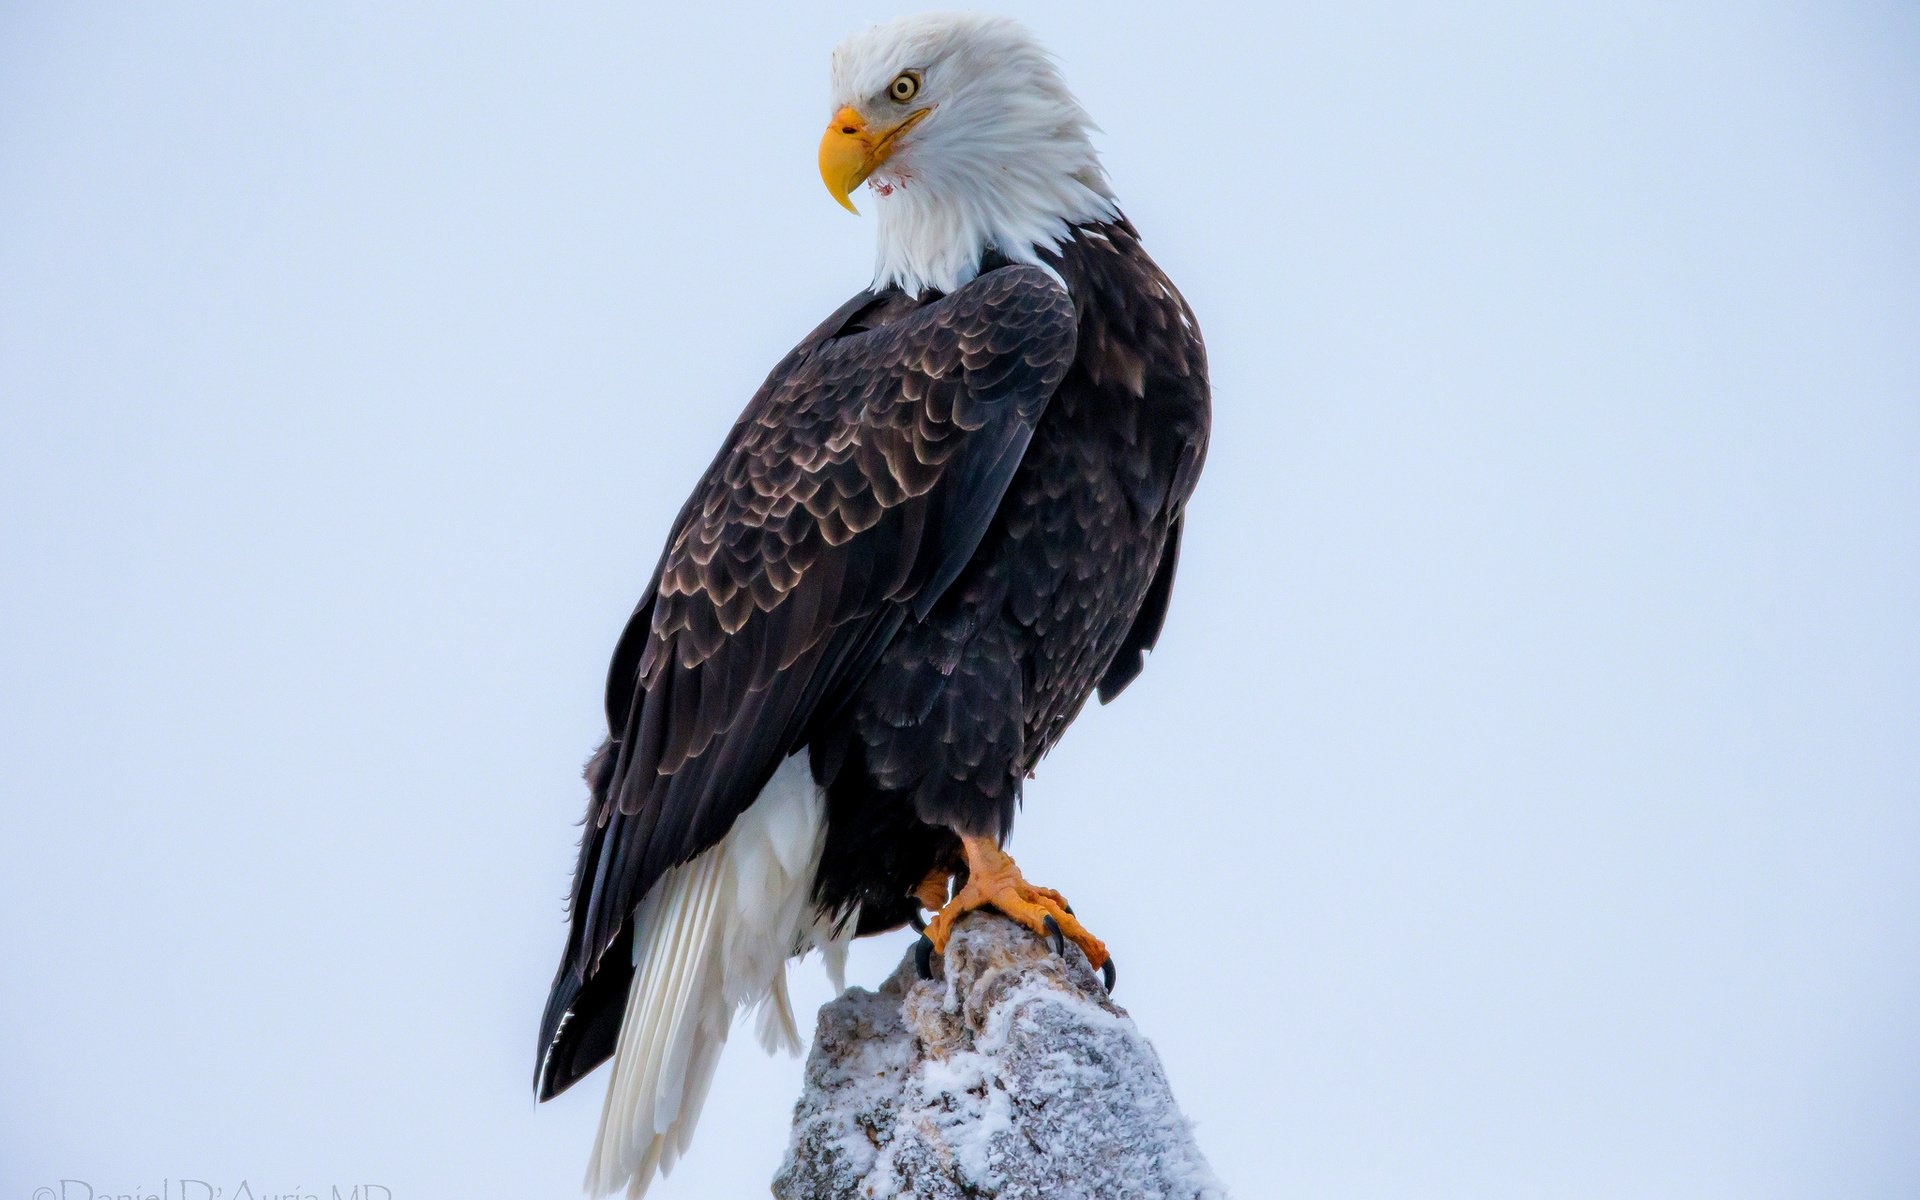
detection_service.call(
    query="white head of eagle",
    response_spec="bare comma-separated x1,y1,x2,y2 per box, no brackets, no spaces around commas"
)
820,12,1119,296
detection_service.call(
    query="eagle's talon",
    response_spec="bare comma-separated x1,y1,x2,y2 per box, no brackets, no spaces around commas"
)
907,909,926,932
1101,955,1117,993
919,835,1110,982
914,934,937,980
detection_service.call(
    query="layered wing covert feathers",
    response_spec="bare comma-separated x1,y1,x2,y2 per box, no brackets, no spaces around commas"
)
536,265,1078,1097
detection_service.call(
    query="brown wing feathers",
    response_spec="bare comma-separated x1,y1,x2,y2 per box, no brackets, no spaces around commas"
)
536,266,1076,1098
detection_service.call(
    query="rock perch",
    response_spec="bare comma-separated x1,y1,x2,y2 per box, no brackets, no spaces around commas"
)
774,912,1227,1200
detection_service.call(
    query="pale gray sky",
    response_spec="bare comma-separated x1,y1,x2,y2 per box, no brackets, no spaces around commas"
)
2,3,1916,1198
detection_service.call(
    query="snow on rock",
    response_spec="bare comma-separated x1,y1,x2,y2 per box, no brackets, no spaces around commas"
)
774,911,1227,1200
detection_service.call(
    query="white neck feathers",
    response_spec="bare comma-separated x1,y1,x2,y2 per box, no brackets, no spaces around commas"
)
870,153,1115,296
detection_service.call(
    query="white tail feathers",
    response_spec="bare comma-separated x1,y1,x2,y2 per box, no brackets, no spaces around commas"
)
584,753,852,1198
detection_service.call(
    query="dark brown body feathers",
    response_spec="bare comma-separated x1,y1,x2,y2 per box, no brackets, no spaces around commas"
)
537,217,1208,1100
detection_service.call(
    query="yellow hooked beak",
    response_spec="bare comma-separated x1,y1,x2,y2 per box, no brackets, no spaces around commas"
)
818,104,931,213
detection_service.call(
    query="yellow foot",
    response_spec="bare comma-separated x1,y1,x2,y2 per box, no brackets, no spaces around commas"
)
912,864,952,912
914,835,1115,991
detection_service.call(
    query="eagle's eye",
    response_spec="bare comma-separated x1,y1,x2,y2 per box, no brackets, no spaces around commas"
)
887,71,921,103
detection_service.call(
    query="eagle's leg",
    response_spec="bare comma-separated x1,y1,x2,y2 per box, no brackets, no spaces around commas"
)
917,835,1113,988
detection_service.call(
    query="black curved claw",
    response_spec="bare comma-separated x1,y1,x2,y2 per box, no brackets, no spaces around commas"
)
1042,914,1066,957
914,934,936,980
1101,955,1117,993
907,909,926,932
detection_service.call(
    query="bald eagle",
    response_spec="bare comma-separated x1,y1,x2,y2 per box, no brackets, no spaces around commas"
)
537,13,1210,1195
